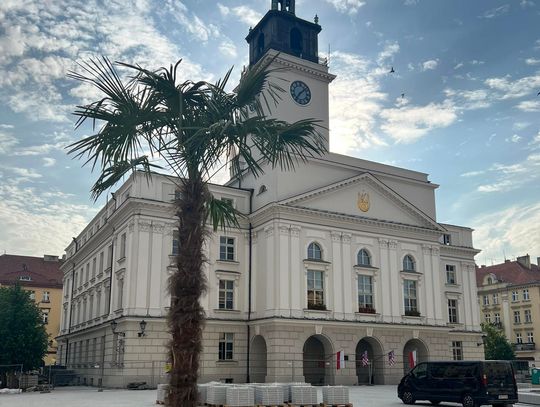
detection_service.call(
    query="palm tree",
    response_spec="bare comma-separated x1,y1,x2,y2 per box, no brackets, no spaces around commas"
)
67,56,326,407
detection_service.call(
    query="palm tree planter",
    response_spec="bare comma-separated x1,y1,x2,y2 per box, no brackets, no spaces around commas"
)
358,306,376,314
67,57,325,407
405,310,421,317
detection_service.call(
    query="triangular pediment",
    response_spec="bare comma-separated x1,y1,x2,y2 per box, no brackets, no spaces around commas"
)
280,173,442,230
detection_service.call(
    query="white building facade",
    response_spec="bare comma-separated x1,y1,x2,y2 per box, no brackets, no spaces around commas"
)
56,0,483,387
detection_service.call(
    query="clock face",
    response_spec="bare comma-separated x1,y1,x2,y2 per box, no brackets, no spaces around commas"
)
290,80,311,105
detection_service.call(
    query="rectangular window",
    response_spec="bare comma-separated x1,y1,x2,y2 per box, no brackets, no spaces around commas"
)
83,299,87,323
307,270,325,308
442,234,451,245
79,268,83,286
89,295,94,320
524,309,532,323
42,309,49,324
516,333,523,344
527,332,534,343
403,280,418,314
218,333,234,360
452,341,463,360
107,245,113,268
85,263,90,282
523,289,530,300
485,313,491,323
99,252,104,274
96,292,101,318
492,293,499,304
219,236,235,261
514,310,521,324
92,258,97,279
494,313,501,324
29,290,35,300
218,280,234,310
512,291,519,302
445,265,456,285
221,197,234,207
483,295,489,306
172,230,180,255
43,291,50,302
357,275,374,310
119,233,126,259
448,299,458,323
117,278,124,310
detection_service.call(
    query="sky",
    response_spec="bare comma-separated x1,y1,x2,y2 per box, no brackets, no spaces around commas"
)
0,0,538,265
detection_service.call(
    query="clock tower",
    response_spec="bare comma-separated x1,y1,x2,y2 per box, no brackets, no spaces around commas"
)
245,0,336,150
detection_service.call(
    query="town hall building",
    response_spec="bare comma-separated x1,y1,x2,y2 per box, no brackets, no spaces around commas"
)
56,0,483,387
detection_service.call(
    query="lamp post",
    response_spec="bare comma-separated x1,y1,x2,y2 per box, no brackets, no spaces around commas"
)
138,320,147,337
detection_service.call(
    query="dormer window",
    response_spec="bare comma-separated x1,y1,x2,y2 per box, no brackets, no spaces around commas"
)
403,255,416,272
307,242,322,261
19,275,31,281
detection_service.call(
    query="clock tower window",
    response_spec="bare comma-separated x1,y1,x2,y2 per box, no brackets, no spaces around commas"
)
257,33,265,58
290,28,303,57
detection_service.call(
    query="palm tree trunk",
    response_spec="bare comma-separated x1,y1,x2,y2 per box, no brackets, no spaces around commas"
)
168,177,208,407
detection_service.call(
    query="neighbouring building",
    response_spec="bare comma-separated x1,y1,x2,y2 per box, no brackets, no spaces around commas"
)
0,254,63,365
476,254,540,365
55,0,483,387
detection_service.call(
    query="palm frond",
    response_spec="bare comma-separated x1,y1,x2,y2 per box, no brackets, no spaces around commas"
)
206,195,242,231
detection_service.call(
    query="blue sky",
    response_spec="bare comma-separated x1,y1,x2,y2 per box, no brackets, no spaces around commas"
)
0,0,538,265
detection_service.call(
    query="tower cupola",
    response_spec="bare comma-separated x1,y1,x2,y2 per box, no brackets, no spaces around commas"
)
246,0,321,66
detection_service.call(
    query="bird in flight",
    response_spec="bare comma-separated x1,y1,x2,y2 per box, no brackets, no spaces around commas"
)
390,67,395,74
401,93,405,99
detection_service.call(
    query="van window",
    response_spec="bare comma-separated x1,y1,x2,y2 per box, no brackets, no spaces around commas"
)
484,362,513,381
412,363,428,379
430,363,449,379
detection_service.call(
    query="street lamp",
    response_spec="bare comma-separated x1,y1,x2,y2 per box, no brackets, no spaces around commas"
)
138,320,147,337
477,334,488,347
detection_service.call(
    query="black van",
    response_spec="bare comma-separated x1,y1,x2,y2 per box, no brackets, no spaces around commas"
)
397,361,518,407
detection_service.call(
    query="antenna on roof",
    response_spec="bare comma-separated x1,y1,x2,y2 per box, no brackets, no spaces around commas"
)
503,249,507,262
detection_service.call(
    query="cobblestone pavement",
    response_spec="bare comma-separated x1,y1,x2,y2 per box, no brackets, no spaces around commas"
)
0,385,528,407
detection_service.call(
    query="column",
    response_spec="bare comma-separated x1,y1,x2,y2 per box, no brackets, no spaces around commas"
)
278,225,290,313
422,245,435,324
466,264,481,329
378,239,391,322
265,226,275,314
331,232,343,316
388,240,400,320
290,226,302,316
430,246,443,321
461,261,473,329
342,233,353,318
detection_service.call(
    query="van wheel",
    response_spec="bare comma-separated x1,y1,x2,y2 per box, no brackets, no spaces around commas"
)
402,391,415,405
429,401,441,405
462,394,477,407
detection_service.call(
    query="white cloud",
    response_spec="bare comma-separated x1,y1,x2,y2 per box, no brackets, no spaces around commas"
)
0,183,97,256
472,202,540,265
42,157,56,167
516,100,540,112
520,0,535,7
505,134,522,143
479,4,510,19
379,102,457,143
218,4,262,26
422,59,438,71
460,170,485,177
525,58,540,65
484,74,540,99
404,0,419,5
324,0,366,15
219,39,238,58
0,131,18,154
453,62,464,70
377,42,400,65
476,153,540,193
513,122,530,130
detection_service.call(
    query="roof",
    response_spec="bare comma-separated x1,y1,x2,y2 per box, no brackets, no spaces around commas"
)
0,254,63,289
476,260,540,287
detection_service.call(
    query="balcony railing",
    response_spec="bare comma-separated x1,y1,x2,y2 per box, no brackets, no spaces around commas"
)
514,342,536,351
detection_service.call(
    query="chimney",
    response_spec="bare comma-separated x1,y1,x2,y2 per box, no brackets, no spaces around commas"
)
537,257,540,267
517,254,531,269
505,259,510,263
43,255,59,262
481,265,486,268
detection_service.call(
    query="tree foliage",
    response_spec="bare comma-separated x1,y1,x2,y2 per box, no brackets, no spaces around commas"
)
482,323,515,360
68,56,326,406
0,285,48,371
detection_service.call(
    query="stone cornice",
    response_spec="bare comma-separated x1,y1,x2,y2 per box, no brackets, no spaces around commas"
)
264,51,336,83
440,244,480,257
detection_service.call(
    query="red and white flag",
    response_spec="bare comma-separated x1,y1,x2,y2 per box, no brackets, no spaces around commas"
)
361,350,369,367
336,350,345,370
408,350,417,369
388,350,396,366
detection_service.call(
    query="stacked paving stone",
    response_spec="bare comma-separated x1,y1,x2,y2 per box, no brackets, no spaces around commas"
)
254,385,285,405
225,386,255,406
291,385,318,405
322,386,350,405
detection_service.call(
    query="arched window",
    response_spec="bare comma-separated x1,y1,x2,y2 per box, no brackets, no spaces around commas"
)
307,242,322,260
403,255,415,272
257,33,265,56
290,28,302,56
487,277,493,285
357,249,371,266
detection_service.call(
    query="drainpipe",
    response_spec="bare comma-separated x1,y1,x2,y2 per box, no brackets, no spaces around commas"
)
246,188,254,383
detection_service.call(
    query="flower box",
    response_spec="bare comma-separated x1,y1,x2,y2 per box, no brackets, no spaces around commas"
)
358,307,376,314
